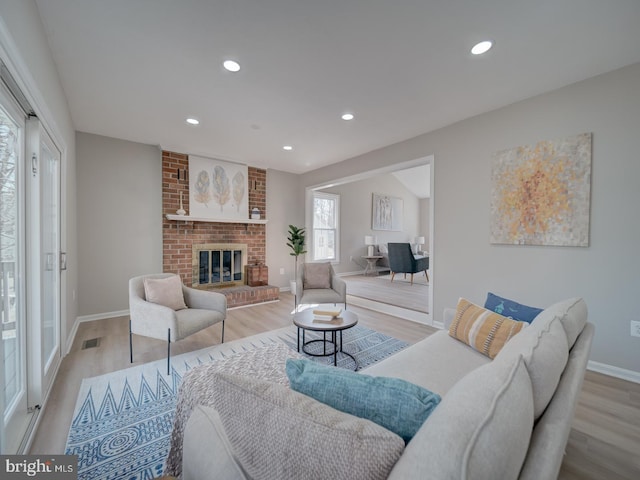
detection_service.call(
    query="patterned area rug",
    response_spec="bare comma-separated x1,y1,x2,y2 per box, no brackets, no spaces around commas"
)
65,324,409,480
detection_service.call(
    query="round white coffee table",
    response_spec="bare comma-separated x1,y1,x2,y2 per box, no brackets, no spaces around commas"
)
293,309,358,370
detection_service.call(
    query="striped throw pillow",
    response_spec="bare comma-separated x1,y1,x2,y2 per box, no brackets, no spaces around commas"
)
449,298,527,358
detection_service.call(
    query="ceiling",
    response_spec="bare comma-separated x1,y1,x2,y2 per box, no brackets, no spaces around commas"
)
392,165,430,199
34,1,640,174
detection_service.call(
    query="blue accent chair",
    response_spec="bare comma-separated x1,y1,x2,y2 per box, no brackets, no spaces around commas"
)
387,243,429,285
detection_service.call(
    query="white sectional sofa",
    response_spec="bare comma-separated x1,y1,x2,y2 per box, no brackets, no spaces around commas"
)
178,297,593,480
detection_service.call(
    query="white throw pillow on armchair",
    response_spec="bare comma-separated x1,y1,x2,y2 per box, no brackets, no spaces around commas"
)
143,275,187,310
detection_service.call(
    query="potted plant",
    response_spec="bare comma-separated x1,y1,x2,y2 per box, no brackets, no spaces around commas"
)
286,224,307,295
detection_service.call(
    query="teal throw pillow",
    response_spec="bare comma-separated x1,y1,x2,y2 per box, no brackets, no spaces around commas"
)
286,358,441,443
484,292,543,323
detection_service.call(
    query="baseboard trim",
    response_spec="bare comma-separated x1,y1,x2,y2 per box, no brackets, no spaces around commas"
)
337,270,366,277
228,299,280,310
66,310,130,355
587,360,640,384
65,317,80,355
347,294,431,325
77,310,130,323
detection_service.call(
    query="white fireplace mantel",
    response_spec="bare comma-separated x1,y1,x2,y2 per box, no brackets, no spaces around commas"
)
165,214,268,224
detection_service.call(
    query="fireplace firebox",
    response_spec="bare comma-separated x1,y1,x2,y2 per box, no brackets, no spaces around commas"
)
192,243,247,287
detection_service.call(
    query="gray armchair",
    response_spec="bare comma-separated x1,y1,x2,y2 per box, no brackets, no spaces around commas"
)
129,273,227,374
387,243,429,285
295,262,347,311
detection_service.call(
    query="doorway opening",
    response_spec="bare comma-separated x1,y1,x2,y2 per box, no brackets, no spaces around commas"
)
305,155,434,325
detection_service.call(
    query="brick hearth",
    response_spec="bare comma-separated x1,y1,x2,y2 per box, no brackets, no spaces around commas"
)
161,151,278,308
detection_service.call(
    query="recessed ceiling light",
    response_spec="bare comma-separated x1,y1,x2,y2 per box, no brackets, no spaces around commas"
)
223,60,241,72
341,113,354,121
471,40,493,55
283,145,293,151
186,118,200,125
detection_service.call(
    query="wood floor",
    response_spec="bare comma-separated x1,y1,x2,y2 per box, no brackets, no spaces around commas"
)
344,273,429,313
29,293,640,479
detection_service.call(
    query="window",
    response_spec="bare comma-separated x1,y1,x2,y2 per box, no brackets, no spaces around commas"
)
312,192,339,261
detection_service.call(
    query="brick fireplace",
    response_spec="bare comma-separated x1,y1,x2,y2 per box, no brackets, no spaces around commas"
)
162,151,278,307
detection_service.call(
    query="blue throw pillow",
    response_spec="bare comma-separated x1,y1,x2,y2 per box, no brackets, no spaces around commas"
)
286,358,441,443
484,292,543,323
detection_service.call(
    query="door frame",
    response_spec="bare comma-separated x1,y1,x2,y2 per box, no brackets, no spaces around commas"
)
0,25,69,453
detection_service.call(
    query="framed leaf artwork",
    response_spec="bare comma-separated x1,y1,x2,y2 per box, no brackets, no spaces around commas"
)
189,155,248,220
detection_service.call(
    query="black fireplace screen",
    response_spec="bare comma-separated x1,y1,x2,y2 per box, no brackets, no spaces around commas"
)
198,248,243,285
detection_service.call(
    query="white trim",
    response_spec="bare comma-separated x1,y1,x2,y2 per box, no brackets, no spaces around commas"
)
66,311,126,354
0,17,68,154
305,155,434,191
165,214,267,224
228,299,280,310
587,360,640,385
428,159,435,329
18,352,62,453
347,294,431,324
310,191,340,262
336,270,367,277
64,317,80,355
77,310,130,323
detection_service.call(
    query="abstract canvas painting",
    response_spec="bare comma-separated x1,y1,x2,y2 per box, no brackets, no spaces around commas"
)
189,155,248,220
372,193,403,231
490,133,592,246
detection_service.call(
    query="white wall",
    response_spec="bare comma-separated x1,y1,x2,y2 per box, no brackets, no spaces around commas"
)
301,63,640,375
76,132,162,316
266,168,304,288
0,0,77,347
322,173,421,274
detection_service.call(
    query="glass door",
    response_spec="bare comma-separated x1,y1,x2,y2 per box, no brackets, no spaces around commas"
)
38,124,60,396
0,93,62,453
0,84,29,454
27,119,61,407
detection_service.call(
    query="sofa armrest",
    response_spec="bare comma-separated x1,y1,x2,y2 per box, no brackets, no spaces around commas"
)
129,295,178,340
183,285,227,313
182,405,247,480
198,372,404,480
331,273,347,297
442,307,456,330
518,322,594,480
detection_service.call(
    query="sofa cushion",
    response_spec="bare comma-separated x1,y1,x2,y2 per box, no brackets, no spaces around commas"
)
303,262,331,289
495,313,569,419
208,372,405,480
363,330,490,396
143,275,187,310
484,292,543,323
286,358,441,443
449,298,528,359
388,355,534,480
